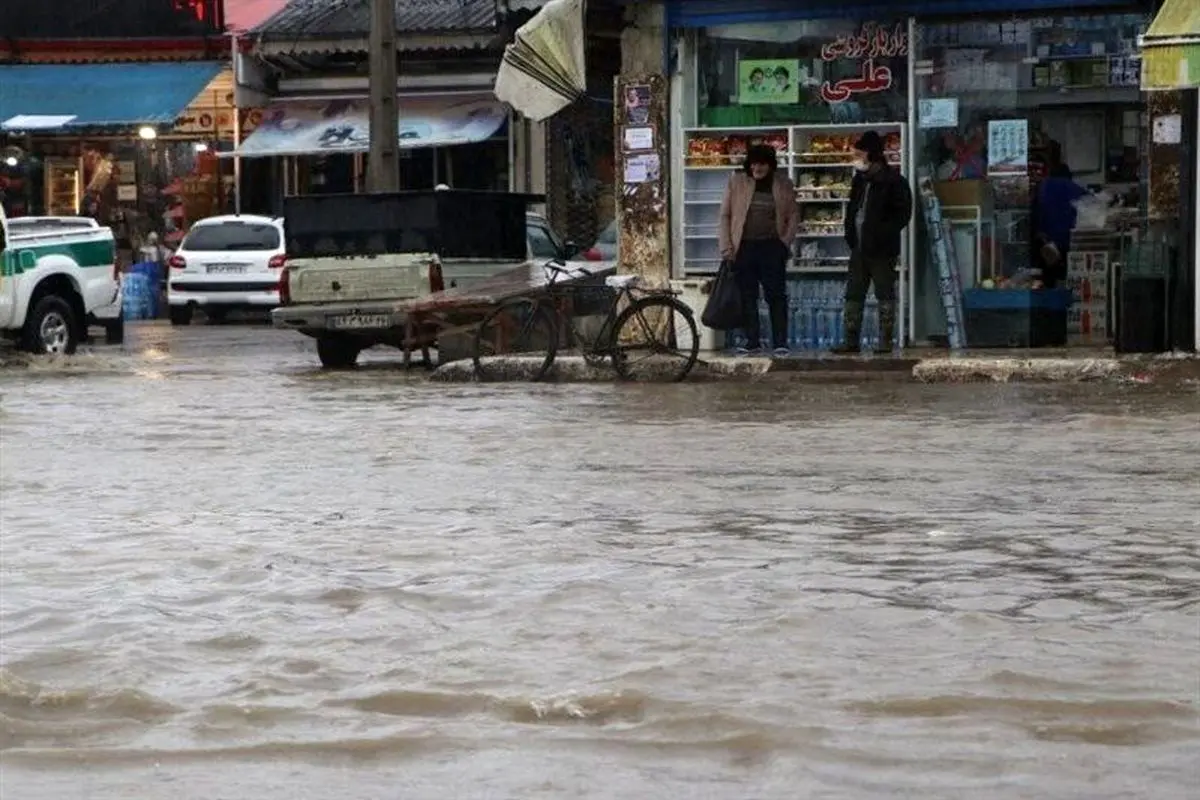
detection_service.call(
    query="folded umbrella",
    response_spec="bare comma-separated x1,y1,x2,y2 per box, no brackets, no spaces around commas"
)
493,0,587,121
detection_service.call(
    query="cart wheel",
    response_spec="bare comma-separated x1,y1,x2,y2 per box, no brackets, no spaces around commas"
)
611,296,700,382
473,298,557,382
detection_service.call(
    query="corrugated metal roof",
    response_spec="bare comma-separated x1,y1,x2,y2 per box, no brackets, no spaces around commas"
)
253,0,498,38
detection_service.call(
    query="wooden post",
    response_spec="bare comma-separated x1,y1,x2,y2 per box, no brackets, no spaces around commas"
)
366,0,399,192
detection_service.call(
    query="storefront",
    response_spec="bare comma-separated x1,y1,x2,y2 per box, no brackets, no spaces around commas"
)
1139,0,1200,351
0,61,249,251
666,0,1159,351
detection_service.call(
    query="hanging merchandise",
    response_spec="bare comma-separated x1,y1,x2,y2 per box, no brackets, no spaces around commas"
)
493,0,587,121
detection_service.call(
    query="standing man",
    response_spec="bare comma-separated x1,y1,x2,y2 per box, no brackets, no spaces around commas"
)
836,131,913,354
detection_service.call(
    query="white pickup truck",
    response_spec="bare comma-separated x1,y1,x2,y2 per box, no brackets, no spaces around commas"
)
272,191,604,368
0,207,122,354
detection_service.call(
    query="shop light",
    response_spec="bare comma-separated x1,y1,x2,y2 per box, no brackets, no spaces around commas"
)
194,142,209,153
138,126,158,140
3,156,17,167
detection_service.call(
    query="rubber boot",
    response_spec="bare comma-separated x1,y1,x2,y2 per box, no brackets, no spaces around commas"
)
875,302,897,355
832,299,863,354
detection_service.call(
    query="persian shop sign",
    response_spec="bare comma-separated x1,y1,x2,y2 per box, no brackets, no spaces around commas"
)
819,23,908,104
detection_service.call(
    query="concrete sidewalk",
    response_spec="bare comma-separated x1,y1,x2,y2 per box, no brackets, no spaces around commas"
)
432,349,1200,385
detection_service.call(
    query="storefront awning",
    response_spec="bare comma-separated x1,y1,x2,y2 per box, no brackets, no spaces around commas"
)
1139,0,1200,90
0,62,225,131
227,94,509,158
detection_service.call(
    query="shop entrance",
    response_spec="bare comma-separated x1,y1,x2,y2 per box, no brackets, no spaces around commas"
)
912,10,1152,348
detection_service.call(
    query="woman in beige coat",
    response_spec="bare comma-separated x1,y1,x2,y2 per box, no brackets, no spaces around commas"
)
718,144,797,355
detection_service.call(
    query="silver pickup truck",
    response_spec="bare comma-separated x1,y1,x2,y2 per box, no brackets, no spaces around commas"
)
272,191,602,369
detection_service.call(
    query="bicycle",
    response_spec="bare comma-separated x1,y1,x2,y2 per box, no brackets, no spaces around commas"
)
471,261,701,382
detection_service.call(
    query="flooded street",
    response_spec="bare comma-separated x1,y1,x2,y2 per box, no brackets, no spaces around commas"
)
1,323,1198,799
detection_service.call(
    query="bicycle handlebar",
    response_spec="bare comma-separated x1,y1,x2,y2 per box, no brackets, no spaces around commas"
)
542,259,593,278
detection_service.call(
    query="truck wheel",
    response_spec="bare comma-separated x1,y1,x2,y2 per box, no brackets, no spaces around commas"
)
316,335,361,369
169,305,193,326
104,316,125,345
23,295,79,356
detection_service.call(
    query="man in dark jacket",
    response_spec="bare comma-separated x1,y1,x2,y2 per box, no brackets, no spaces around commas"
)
836,130,913,354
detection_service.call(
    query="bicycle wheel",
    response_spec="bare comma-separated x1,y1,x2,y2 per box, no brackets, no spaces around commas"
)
472,298,558,382
610,296,700,382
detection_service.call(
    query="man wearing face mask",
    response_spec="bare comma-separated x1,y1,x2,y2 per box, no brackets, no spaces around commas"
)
837,131,913,354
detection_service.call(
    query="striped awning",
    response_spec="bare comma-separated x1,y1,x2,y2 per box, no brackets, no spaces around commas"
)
1140,0,1200,90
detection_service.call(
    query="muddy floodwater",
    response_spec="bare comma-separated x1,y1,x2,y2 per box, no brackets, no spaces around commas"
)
1,325,1198,799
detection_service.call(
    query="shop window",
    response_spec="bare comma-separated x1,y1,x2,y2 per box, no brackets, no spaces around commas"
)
911,13,1149,343
694,20,910,127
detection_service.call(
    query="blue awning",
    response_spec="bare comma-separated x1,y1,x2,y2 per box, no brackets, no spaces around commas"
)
667,0,1143,27
0,62,224,131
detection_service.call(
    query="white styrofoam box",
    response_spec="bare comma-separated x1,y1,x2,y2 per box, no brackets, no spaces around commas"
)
671,279,724,351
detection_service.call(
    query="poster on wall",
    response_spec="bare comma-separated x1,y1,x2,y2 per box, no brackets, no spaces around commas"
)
986,119,1029,176
918,98,959,129
737,59,801,105
622,85,651,125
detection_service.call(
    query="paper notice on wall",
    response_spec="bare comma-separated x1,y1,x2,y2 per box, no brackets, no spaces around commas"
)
987,119,1028,176
623,126,654,152
1152,114,1182,144
623,154,661,185
918,98,958,129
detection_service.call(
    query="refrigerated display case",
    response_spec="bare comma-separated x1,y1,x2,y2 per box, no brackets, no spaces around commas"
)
44,157,82,216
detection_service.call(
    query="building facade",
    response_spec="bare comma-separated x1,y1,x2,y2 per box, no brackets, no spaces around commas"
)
230,0,621,246
618,0,1194,351
0,0,284,250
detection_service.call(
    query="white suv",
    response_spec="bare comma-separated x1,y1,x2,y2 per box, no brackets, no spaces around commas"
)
167,214,286,325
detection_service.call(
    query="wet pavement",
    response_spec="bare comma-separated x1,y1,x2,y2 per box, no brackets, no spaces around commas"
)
1,323,1198,799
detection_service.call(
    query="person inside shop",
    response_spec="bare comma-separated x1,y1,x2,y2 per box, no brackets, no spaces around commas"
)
1032,140,1088,289
718,143,797,356
836,130,912,355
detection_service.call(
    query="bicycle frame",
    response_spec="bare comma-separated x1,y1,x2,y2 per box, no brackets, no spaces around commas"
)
540,263,674,358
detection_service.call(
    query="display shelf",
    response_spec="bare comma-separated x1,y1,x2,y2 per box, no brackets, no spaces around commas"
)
45,157,81,216
682,123,908,275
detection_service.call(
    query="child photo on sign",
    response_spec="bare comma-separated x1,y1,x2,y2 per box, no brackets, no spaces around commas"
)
624,85,651,125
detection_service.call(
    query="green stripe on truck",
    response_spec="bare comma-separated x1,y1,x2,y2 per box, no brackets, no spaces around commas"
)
2,239,114,276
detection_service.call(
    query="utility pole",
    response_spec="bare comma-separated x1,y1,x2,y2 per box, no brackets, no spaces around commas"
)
366,0,399,192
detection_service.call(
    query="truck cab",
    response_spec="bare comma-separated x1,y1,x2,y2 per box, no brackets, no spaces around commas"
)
0,205,120,354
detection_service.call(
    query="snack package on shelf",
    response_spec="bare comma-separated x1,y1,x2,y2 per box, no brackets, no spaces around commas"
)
685,130,788,167
795,171,852,200
798,206,844,236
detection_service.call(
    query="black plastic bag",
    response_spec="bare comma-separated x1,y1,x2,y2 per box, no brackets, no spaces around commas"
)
701,259,743,330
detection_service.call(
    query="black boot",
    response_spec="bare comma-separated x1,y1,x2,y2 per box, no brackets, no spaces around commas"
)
874,302,897,355
833,299,862,354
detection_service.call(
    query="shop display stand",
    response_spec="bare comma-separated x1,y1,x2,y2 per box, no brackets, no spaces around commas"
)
682,123,908,351
45,157,82,216
917,170,967,351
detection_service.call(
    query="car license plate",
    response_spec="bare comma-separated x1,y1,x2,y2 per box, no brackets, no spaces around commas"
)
207,264,247,274
328,313,390,330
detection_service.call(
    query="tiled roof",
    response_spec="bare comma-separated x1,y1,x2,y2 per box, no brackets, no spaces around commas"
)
253,0,498,38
